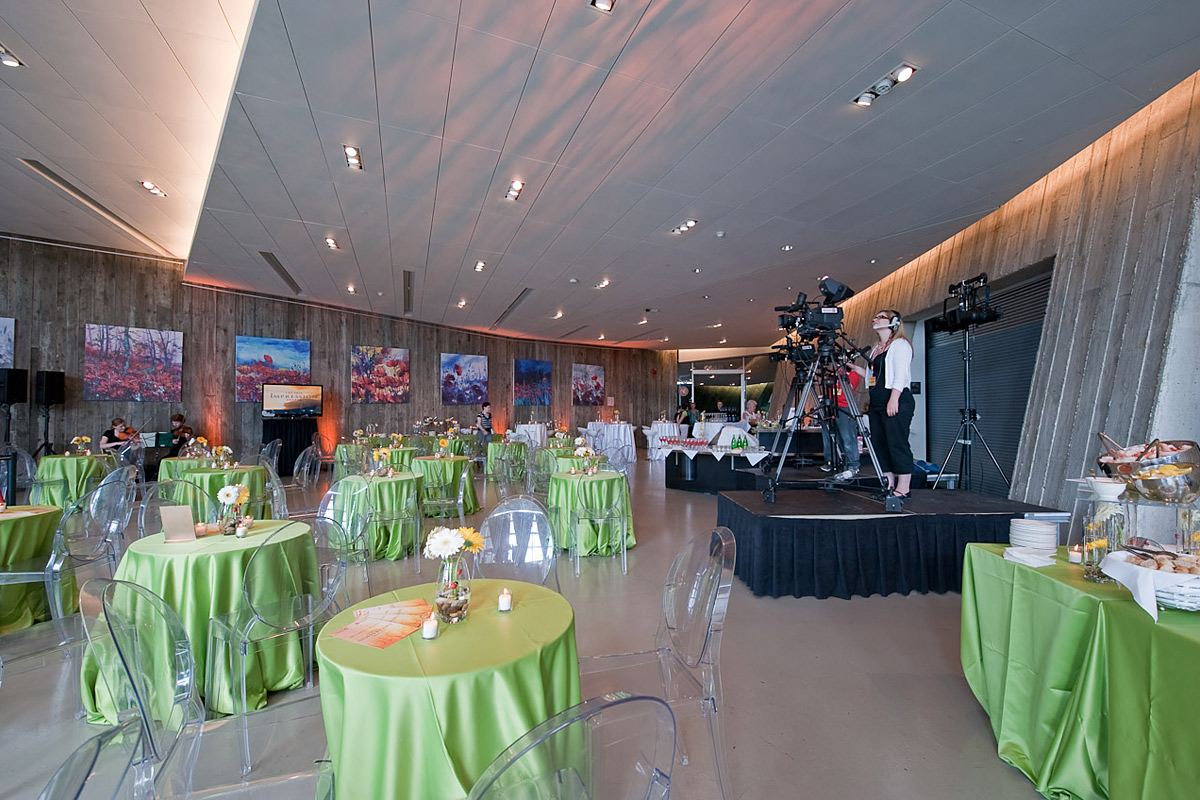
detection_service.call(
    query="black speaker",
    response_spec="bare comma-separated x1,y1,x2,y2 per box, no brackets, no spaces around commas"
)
0,368,28,405
35,370,65,406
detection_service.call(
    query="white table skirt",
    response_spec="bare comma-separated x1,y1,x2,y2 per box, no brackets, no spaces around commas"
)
514,423,548,448
587,422,637,459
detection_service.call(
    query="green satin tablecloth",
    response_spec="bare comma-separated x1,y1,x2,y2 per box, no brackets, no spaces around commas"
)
0,506,64,633
83,520,318,720
334,444,367,483
317,579,581,800
177,465,270,520
411,456,479,516
336,473,423,560
555,455,585,472
34,454,108,507
156,457,204,482
485,441,526,475
962,543,1200,799
546,471,636,555
387,446,418,470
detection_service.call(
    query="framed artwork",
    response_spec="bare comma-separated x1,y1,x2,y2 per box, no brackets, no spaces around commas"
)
0,317,12,368
351,345,410,404
235,335,311,402
84,323,183,402
513,358,552,406
572,363,605,406
441,353,488,405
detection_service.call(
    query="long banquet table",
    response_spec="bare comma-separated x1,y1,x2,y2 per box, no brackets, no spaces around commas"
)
317,580,580,799
962,543,1200,800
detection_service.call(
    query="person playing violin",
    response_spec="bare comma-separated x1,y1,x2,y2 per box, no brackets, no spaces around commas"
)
99,418,133,452
168,413,194,457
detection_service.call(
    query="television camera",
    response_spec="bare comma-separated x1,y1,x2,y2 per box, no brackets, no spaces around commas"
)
770,276,862,365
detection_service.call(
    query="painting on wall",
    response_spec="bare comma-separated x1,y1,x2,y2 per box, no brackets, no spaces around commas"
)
351,345,410,404
84,323,183,402
0,317,12,368
572,363,605,406
441,353,488,405
235,335,311,402
513,358,552,406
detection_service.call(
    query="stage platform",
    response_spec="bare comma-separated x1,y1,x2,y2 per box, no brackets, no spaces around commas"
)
716,486,1059,599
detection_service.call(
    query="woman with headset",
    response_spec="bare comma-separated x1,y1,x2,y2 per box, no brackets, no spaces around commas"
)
850,309,915,502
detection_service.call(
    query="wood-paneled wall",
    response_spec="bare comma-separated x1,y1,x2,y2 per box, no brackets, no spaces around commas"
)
835,70,1200,510
0,238,677,453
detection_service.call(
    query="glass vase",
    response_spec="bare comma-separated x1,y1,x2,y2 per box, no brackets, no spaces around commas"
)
1083,501,1127,582
221,504,242,536
435,557,471,624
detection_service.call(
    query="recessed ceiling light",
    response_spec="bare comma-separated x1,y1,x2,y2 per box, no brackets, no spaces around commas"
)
692,267,702,273
748,298,754,302
895,64,915,83
347,284,356,294
715,231,725,238
854,92,875,108
504,180,525,200
595,278,610,289
706,323,722,328
869,258,877,264
590,0,614,12
853,63,917,108
719,338,727,344
780,244,793,251
343,144,362,169
457,299,467,308
139,180,167,197
553,310,563,319
661,337,669,342
702,295,710,300
376,291,384,297
670,219,699,235
637,318,648,325
325,236,339,249
598,334,606,340
0,44,22,68
568,278,579,284
474,260,486,272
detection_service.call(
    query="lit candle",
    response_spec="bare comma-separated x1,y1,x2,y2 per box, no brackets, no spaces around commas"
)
498,587,513,612
422,611,439,640
235,524,248,538
205,522,220,535
194,523,206,537
1069,545,1082,564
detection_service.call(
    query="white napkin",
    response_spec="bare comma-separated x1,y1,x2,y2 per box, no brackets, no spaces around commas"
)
1003,546,1056,568
1100,550,1200,622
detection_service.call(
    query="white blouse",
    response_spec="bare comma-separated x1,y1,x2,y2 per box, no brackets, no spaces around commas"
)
873,339,913,393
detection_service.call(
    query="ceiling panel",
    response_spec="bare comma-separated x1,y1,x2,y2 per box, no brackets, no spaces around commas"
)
281,0,378,122
442,27,538,152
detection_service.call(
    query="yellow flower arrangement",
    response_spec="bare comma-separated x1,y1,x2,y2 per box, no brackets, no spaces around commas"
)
439,437,449,448
194,436,208,446
372,447,391,460
71,435,91,446
460,527,484,554
353,428,365,438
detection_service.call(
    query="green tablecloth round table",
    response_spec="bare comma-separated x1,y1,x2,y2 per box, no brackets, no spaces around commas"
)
411,456,479,516
962,542,1200,800
334,444,368,483
554,455,585,472
156,456,205,482
33,454,108,507
176,465,270,520
336,473,423,560
0,506,64,633
485,441,526,476
546,470,636,555
317,579,581,800
83,520,318,721
386,446,418,471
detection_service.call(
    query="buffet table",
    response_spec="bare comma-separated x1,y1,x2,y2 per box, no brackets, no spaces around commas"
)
647,421,680,461
317,580,580,800
962,543,1200,799
663,443,769,494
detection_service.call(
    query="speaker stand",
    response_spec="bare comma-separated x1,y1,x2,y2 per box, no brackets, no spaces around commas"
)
33,404,55,457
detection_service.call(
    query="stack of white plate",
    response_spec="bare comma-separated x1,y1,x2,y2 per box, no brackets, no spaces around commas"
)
1009,519,1059,553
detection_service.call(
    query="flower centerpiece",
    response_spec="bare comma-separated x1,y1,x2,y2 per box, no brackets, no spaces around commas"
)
371,447,391,474
436,437,450,458
424,525,484,623
70,435,91,455
212,445,233,469
216,483,251,535
390,432,404,448
574,444,600,474
353,428,365,444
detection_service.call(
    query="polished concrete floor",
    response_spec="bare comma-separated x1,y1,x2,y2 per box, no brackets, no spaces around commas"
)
0,457,1040,798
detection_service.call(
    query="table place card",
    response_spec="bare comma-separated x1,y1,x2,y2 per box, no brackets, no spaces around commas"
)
353,598,433,626
161,506,197,542
329,617,421,649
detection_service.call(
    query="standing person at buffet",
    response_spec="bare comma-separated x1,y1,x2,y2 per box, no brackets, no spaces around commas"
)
99,418,130,452
742,399,763,432
850,310,915,501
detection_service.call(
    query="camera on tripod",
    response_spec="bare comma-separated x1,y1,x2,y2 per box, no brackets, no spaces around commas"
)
773,276,856,342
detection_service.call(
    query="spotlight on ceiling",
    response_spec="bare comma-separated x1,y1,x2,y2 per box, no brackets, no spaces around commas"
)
139,180,167,197
852,62,917,108
595,278,610,289
590,0,614,12
504,180,524,200
670,219,699,235
637,318,648,325
780,244,794,251
347,284,356,294
474,260,486,272
598,334,606,340
343,145,362,169
553,310,563,319
0,44,22,68
457,298,467,308
325,237,339,249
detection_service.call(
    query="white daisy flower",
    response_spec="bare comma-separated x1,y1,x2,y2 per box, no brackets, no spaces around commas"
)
423,526,465,560
217,485,241,505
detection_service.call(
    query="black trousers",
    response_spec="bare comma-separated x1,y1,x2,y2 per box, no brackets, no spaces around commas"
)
868,390,914,475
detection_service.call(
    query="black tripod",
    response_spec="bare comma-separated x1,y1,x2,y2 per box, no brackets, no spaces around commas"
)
932,325,1010,491
33,404,55,457
763,344,896,510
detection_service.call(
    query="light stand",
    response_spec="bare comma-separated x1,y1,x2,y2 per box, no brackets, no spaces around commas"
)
33,404,55,457
930,275,1010,492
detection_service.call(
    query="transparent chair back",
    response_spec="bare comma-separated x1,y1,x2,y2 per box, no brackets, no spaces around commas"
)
138,481,218,539
334,444,368,482
317,479,372,540
242,521,344,635
115,441,147,484
422,465,470,522
293,444,322,488
660,526,736,669
0,444,36,498
468,693,675,800
606,445,635,477
259,438,283,473
527,448,555,495
570,474,630,575
477,495,558,588
38,718,144,800
311,516,369,608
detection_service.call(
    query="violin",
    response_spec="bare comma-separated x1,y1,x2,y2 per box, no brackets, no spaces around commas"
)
117,426,139,440
175,425,193,441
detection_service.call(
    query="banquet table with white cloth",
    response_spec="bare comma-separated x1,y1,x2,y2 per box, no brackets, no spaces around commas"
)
586,421,637,458
647,421,681,461
513,423,547,448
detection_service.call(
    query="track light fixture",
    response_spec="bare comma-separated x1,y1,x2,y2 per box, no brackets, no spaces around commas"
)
325,237,339,249
0,44,22,68
590,0,614,12
139,180,167,197
343,145,362,169
670,219,698,235
851,62,917,109
474,260,486,272
504,180,524,200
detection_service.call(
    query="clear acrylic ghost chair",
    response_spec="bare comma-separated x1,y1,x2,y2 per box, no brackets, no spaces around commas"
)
315,478,377,589
206,521,345,776
0,443,36,502
364,477,421,568
525,448,555,499
310,516,366,610
498,452,527,501
578,527,736,800
606,444,635,478
243,458,289,520
332,443,368,483
569,474,630,576
79,578,205,798
137,480,219,539
408,435,437,457
288,444,323,508
115,441,148,487
38,717,144,800
420,465,471,526
468,693,676,800
29,477,69,508
476,495,559,590
259,439,283,473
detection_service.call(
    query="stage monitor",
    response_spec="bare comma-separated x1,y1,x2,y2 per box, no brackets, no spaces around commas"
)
262,384,323,418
